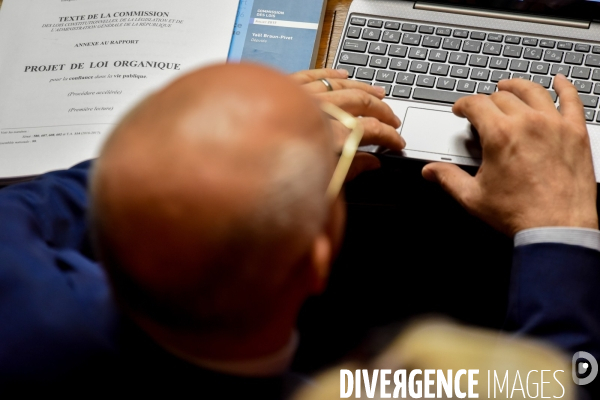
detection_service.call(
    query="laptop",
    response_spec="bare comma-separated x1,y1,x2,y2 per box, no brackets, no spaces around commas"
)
333,0,600,181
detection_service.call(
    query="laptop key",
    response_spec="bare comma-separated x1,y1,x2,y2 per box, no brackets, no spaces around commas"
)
350,18,366,26
547,90,558,102
337,65,355,78
453,29,469,38
584,109,596,122
449,52,468,65
436,27,451,36
410,60,430,73
513,73,531,80
544,50,564,63
368,20,384,28
374,83,392,96
422,35,441,48
413,87,469,104
533,75,552,88
370,56,390,68
565,52,584,65
450,66,470,78
471,68,490,81
392,85,412,98
595,83,600,95
540,40,556,48
430,63,450,76
575,44,591,53
362,28,382,41
523,48,543,60
505,35,521,44
574,80,593,94
551,64,570,77
376,70,396,83
491,71,511,82
396,72,416,85
471,31,486,40
408,47,428,60
388,45,408,57
557,42,573,50
585,54,600,67
372,83,391,97
594,69,600,81
356,67,375,80
382,31,401,44
463,40,482,53
402,23,417,32
457,80,477,93
490,57,509,70
336,64,355,78
339,52,368,66
442,38,462,51
503,45,523,58
510,60,530,72
488,33,504,42
428,50,448,62
594,46,600,54
384,21,400,30
478,82,497,94
530,62,550,75
572,67,591,79
483,43,502,56
437,77,457,90
390,58,409,71
419,25,435,34
469,55,489,67
344,40,368,53
416,75,436,88
579,94,599,108
369,42,388,55
346,26,362,39
402,33,422,46
522,38,538,46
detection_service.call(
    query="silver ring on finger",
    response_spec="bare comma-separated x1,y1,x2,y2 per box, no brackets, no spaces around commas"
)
319,78,334,92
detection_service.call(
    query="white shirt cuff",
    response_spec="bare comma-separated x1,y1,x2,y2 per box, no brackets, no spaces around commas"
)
514,227,600,252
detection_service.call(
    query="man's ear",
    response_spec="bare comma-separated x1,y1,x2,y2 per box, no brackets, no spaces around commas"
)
308,196,346,294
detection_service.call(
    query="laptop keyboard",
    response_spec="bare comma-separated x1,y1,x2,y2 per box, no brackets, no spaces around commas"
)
336,15,600,125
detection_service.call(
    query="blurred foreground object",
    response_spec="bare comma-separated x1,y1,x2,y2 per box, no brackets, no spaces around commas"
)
293,319,575,400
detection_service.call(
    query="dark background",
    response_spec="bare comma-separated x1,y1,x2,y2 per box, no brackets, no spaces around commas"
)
293,158,514,373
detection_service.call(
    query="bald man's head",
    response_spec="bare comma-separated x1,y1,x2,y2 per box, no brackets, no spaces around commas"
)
90,64,337,335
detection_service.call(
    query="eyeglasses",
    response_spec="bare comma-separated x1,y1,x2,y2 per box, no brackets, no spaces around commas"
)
321,102,364,202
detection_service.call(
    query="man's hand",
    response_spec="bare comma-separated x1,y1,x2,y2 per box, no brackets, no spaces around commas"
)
422,75,598,237
290,68,404,179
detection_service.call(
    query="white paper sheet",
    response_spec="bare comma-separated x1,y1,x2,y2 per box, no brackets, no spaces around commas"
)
0,0,238,181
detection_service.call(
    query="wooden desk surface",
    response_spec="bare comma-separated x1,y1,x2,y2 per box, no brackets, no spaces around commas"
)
0,0,349,68
316,0,352,69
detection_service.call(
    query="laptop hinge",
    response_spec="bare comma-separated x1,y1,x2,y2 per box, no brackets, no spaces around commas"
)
414,2,590,29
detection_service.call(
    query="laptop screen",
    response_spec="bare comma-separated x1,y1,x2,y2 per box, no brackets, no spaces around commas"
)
414,0,600,21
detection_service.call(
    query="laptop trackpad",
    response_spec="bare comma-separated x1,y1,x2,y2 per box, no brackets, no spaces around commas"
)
401,107,482,159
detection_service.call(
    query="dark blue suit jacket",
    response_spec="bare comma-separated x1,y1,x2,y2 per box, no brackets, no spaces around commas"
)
1,161,599,396
508,243,600,361
0,161,120,384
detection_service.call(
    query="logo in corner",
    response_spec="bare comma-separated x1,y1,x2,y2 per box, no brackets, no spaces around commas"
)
572,351,598,386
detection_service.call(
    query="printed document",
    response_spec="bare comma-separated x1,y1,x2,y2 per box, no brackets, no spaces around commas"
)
0,0,238,180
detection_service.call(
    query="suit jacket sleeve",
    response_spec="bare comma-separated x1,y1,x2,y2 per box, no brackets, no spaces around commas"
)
0,161,120,383
506,241,600,364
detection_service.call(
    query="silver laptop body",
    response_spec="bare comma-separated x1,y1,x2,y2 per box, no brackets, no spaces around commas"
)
333,0,600,181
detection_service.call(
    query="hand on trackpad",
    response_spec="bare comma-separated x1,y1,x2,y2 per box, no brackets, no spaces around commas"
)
400,107,482,159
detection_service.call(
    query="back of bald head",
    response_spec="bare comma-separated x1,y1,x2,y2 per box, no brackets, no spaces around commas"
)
90,63,333,332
